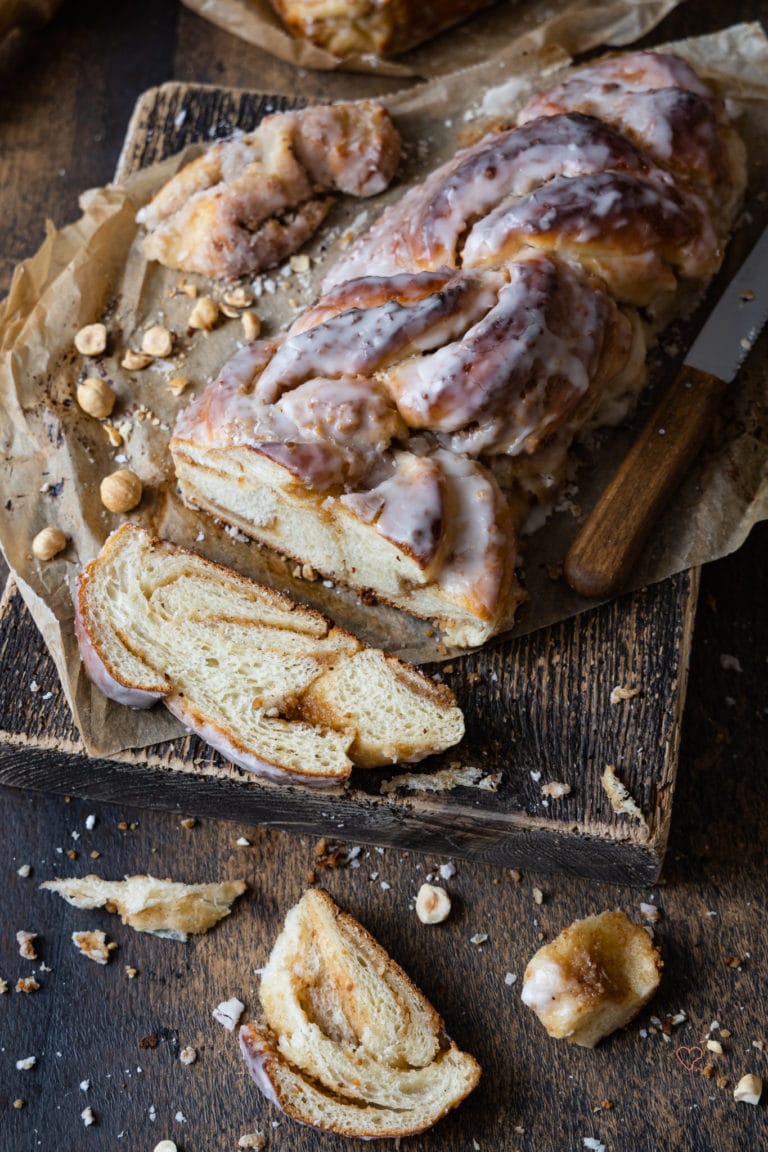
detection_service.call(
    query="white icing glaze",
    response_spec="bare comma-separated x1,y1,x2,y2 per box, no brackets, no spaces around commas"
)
521,956,571,1012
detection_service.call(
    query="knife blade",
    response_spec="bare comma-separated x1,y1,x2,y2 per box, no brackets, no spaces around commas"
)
564,220,768,600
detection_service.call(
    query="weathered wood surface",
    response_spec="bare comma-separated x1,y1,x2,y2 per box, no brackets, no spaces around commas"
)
0,3,767,1151
0,75,703,884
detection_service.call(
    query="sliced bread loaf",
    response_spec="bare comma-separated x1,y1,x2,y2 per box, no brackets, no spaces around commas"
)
74,523,464,786
239,888,481,1137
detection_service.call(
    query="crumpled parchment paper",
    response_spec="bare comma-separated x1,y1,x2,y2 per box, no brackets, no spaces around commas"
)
1,23,767,760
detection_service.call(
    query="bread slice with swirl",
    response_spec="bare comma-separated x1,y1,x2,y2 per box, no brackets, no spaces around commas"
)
74,523,464,786
239,888,481,1137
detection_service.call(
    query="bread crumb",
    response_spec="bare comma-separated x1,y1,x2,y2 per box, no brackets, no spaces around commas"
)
532,887,544,905
179,1046,197,1065
72,930,115,965
610,684,641,705
81,1106,96,1127
16,930,38,960
541,781,571,799
15,977,40,993
15,1056,36,1071
213,997,245,1031
17,864,32,878
382,765,495,794
601,766,648,831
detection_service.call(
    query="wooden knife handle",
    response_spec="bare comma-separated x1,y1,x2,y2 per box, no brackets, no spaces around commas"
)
564,364,726,599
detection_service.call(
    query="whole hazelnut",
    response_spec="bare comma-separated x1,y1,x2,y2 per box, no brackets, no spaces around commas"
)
141,325,173,359
74,323,107,356
100,469,143,513
415,883,451,925
32,526,67,561
76,376,116,419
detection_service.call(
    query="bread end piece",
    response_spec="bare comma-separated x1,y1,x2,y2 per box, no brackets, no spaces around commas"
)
521,910,662,1047
240,888,480,1137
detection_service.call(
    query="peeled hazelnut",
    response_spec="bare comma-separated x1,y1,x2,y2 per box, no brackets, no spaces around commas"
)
77,376,116,419
121,349,153,371
74,323,107,356
223,287,254,309
415,883,451,925
32,526,67,561
141,325,173,358
188,297,219,331
734,1073,762,1105
241,310,261,341
100,469,143,513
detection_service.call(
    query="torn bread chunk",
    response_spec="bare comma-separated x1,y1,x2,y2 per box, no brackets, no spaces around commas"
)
74,523,464,786
137,102,400,280
40,874,247,941
521,911,662,1047
239,889,480,1138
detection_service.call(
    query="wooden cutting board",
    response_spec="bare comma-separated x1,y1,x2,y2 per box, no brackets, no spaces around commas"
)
0,83,699,885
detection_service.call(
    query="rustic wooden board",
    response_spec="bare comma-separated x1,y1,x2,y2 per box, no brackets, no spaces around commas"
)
0,82,702,884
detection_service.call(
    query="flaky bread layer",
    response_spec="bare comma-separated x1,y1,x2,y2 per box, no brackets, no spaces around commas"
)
75,524,464,786
240,889,480,1137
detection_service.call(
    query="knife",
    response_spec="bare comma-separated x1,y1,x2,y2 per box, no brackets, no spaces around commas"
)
564,220,768,599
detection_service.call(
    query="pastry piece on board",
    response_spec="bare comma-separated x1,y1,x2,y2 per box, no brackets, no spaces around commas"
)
239,888,481,1137
137,101,400,279
74,523,464,786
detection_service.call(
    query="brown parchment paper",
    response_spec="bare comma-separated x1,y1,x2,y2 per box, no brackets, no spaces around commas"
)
180,0,681,78
1,23,768,761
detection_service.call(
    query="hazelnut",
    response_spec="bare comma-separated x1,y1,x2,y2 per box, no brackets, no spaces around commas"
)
167,375,191,396
141,325,173,358
77,376,116,419
100,469,143,513
222,287,254,309
188,296,219,331
241,310,261,341
74,323,107,356
734,1073,762,1105
32,526,67,561
415,883,451,925
121,349,153,370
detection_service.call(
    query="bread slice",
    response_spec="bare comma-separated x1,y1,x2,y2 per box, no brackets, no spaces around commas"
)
521,910,662,1047
74,523,464,786
239,888,481,1137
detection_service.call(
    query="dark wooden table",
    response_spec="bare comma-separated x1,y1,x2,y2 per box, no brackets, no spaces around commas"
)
1,3,767,1150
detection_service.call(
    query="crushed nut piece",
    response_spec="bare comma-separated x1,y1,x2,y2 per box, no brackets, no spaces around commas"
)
415,883,451,924
0,976,8,993
77,376,116,418
74,323,107,356
237,1135,266,1150
12,1099,25,1110
125,966,138,979
15,977,40,994
16,1056,36,1071
66,849,78,861
707,1039,724,1054
17,864,32,878
640,902,660,922
223,287,254,309
16,930,38,960
289,253,310,273
167,375,191,396
179,1046,197,1065
141,325,173,358
180,817,196,829
511,869,522,882
81,1106,96,1127
32,527,67,561
532,887,544,905
139,1033,159,1049
177,278,198,298
717,1076,729,1089
241,310,261,341
734,1073,762,1105
104,423,123,447
72,929,114,964
470,933,489,946
121,349,154,370
188,296,219,331
100,469,143,513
